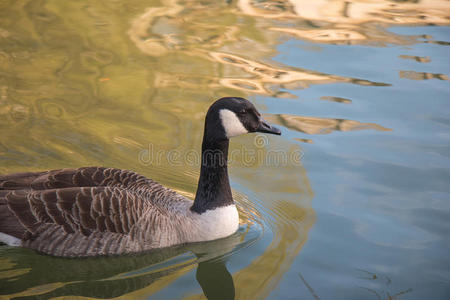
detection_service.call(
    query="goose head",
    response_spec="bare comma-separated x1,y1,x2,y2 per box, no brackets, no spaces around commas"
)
204,97,281,141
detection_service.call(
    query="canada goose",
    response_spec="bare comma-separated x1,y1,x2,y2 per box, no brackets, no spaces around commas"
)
0,97,281,257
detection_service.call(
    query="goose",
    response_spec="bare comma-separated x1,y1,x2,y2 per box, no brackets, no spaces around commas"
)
0,97,281,257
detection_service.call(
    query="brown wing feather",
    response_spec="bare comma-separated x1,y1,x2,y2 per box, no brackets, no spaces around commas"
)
5,186,148,238
0,168,152,240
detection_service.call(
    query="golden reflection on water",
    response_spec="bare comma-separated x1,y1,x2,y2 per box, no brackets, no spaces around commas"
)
5,283,78,300
0,0,449,299
125,0,406,103
399,70,449,81
186,138,315,299
268,114,391,135
320,96,352,104
240,0,449,45
398,55,431,63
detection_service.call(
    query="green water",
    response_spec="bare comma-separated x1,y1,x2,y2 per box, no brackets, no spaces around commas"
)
0,0,449,299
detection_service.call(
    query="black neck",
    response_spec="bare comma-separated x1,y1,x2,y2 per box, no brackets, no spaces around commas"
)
191,138,234,214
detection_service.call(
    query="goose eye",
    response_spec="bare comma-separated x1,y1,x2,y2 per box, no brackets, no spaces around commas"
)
238,109,246,115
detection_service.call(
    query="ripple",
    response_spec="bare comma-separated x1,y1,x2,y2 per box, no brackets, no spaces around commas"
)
80,50,114,66
210,51,390,96
223,136,315,298
126,0,398,101
36,100,65,120
7,104,31,124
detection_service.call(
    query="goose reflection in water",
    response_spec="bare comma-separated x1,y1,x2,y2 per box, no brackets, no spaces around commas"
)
0,230,248,299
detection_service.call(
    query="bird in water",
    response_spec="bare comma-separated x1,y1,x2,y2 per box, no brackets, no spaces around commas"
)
0,97,281,257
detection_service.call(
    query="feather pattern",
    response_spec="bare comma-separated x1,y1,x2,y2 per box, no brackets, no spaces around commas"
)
0,167,237,257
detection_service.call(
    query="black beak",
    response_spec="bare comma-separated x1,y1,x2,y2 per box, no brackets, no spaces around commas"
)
256,118,281,135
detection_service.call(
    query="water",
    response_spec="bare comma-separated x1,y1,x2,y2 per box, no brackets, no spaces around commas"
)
0,0,449,299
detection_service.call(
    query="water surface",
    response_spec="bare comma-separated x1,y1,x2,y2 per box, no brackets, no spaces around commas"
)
0,1,449,299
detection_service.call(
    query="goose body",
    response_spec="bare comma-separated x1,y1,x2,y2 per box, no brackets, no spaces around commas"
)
0,97,280,257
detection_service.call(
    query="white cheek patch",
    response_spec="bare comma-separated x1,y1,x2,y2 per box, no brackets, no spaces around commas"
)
219,109,248,138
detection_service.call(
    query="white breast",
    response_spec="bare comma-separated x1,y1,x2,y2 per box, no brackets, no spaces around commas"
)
191,205,239,242
219,109,248,138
